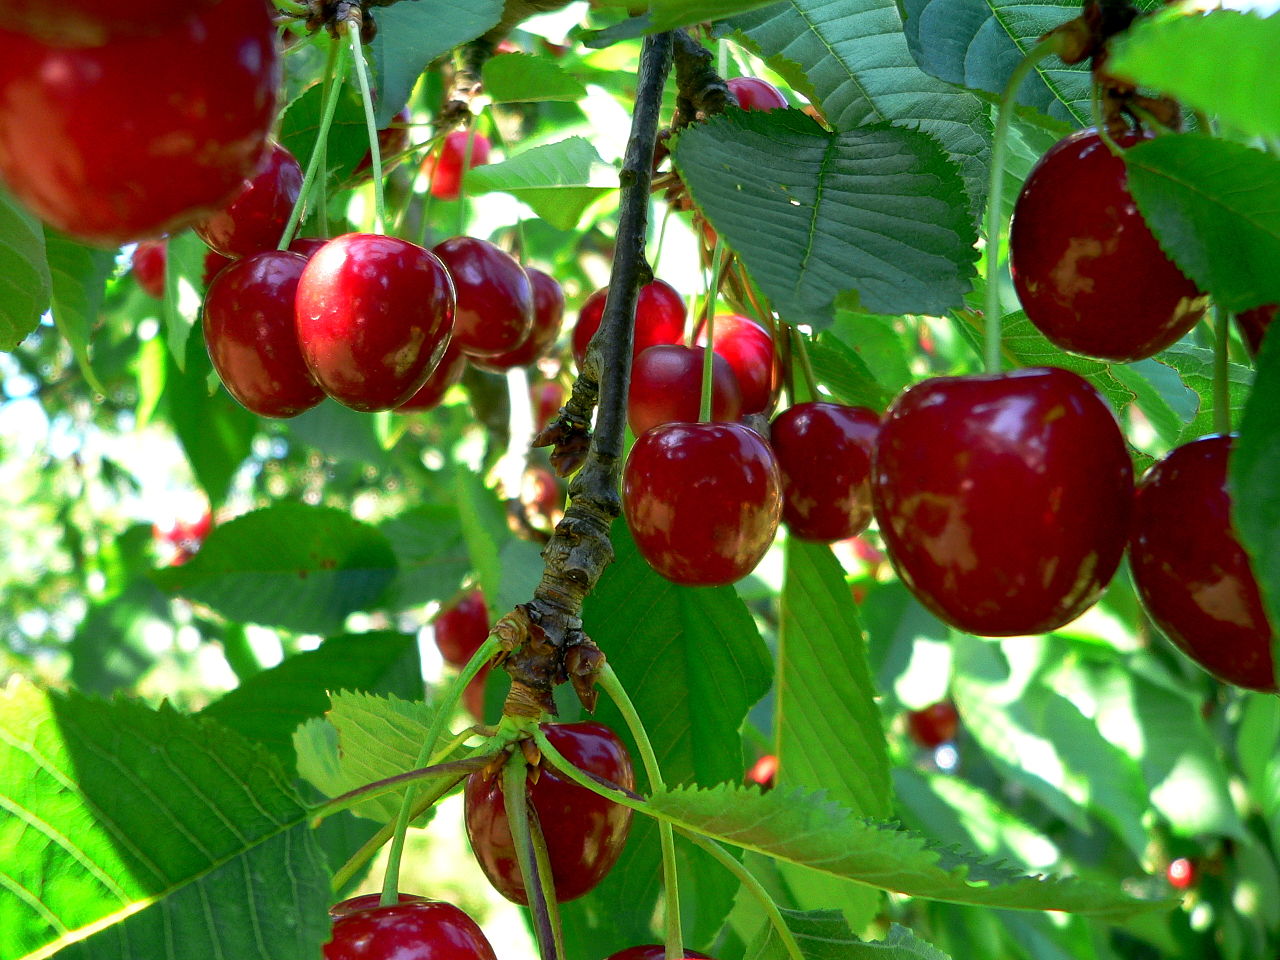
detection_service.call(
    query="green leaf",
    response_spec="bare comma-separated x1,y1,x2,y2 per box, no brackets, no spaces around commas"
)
279,80,370,188
807,333,896,410
482,52,588,102
1156,343,1253,444
162,231,208,369
646,0,782,30
455,470,544,616
1238,694,1280,848
673,111,977,327
0,185,51,351
647,783,1170,917
44,230,113,396
1125,135,1280,311
294,690,437,822
728,0,992,214
200,632,422,770
370,0,504,126
749,912,952,960
1108,10,1280,140
380,504,471,609
1232,327,1280,640
0,680,330,960
465,136,616,231
152,502,398,634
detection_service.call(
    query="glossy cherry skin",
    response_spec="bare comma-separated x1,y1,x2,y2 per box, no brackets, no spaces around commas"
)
727,76,788,111
464,722,635,904
433,590,489,667
573,279,686,370
1009,128,1208,362
697,315,777,415
204,250,325,418
1130,435,1275,691
629,345,742,438
771,402,879,542
395,340,467,412
4,0,219,44
132,240,167,299
328,893,423,920
324,897,498,960
605,947,713,960
623,421,783,586
203,249,234,288
295,234,456,412
471,267,565,371
871,367,1133,636
424,130,492,201
432,236,534,359
0,0,278,246
906,702,959,749
289,236,330,260
1236,303,1276,357
194,142,303,259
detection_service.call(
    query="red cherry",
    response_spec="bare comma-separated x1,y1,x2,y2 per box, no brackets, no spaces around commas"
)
295,233,456,412
871,367,1133,636
746,754,778,791
605,947,714,960
0,0,278,246
906,702,959,749
471,267,565,371
324,898,497,960
771,402,879,542
1130,435,1275,691
203,249,234,288
195,142,304,259
1236,303,1275,357
132,239,167,299
328,893,424,919
395,340,467,413
464,722,635,904
463,663,492,722
434,590,490,667
1166,858,1196,890
1009,128,1208,362
423,130,492,201
727,76,788,111
533,380,565,433
4,0,220,45
288,237,330,260
572,279,686,370
204,250,325,418
623,421,783,586
629,345,742,438
697,314,777,416
432,237,534,359
353,106,412,179
522,466,563,519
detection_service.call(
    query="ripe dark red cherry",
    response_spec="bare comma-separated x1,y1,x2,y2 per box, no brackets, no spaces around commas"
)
533,379,565,432
194,142,303,259
295,233,456,412
471,267,565,371
433,590,489,667
423,130,492,201
906,702,959,749
464,722,635,904
1236,304,1276,356
1009,127,1208,362
605,948,713,960
573,279,686,370
771,402,879,542
727,76,788,111
132,240,167,299
288,237,330,260
872,367,1133,636
394,340,467,412
4,0,220,44
697,314,777,415
0,0,278,246
432,237,534,359
204,250,324,419
203,249,234,288
1166,858,1196,890
1130,435,1275,691
623,421,783,586
324,897,497,960
628,345,742,438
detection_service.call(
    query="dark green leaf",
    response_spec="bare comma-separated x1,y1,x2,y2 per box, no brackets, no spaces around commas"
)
0,185,51,350
380,504,470,608
153,502,398,634
807,333,896,410
647,0,783,30
465,137,616,231
482,52,588,102
279,80,370,188
674,111,977,327
456,470,543,616
748,911,952,960
1125,135,1280,311
45,230,113,395
1156,343,1253,444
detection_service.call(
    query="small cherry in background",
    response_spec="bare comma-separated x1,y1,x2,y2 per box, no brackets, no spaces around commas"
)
697,314,777,416
463,663,493,723
433,236,533,359
324,895,498,960
746,754,778,791
471,267,565,372
573,279,686,370
628,344,742,438
1236,304,1276,357
1166,857,1196,891
195,141,304,259
433,590,490,667
423,129,492,201
132,240,167,299
906,702,959,749
533,379,566,433
727,76,788,111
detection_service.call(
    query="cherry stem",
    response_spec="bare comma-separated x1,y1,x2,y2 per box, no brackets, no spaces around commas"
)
675,829,804,960
1214,303,1231,435
313,754,493,822
791,326,818,402
983,35,1062,374
652,203,674,270
527,781,568,959
598,666,684,959
280,37,347,250
700,238,726,422
380,632,503,906
503,753,563,960
346,21,387,234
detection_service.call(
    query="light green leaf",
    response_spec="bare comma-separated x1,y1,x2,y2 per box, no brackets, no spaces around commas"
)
807,332,896,411
748,911,952,960
1232,327,1280,639
465,136,616,231
152,502,398,634
1156,343,1253,444
646,0,782,30
0,681,330,960
1108,10,1280,140
279,80,370,188
455,470,544,618
0,185,51,351
44,230,113,395
380,504,471,609
482,52,588,102
162,231,207,369
674,111,977,327
1125,135,1280,312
